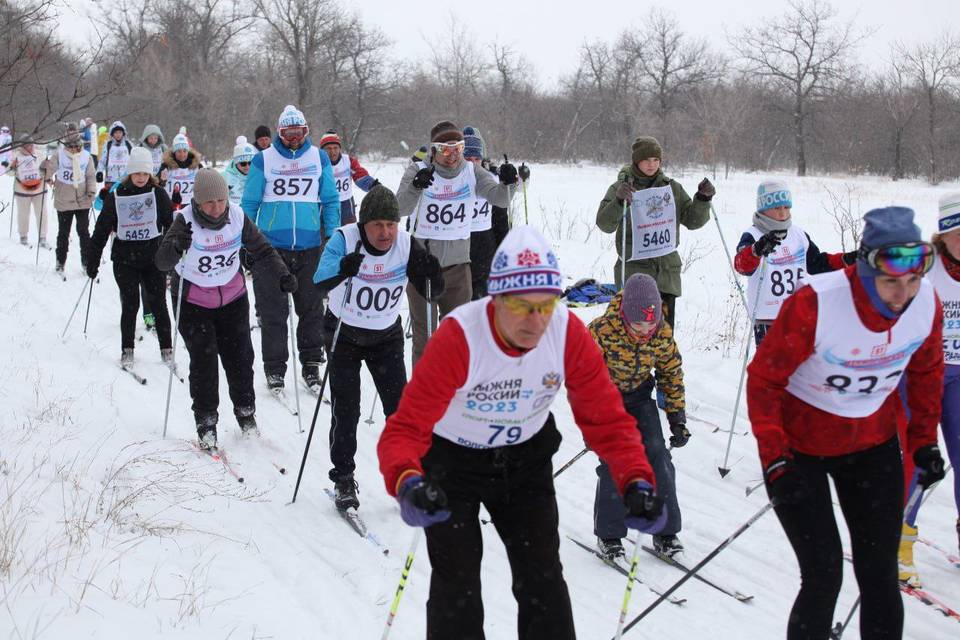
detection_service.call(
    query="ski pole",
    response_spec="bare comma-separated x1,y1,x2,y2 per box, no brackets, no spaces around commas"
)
920,463,952,507
162,261,186,438
522,170,529,225
61,277,91,338
364,393,379,425
830,595,861,639
718,258,767,478
7,178,13,238
709,203,748,312
554,447,588,479
381,529,422,639
288,293,304,433
82,274,95,336
292,247,358,504
620,200,628,289
614,501,775,638
615,537,643,639
35,188,47,266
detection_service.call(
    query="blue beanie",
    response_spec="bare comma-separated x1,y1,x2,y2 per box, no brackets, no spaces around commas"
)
857,206,922,277
756,179,792,213
463,126,484,160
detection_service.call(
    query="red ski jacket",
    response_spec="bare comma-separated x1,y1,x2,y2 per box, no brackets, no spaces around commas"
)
377,301,655,496
747,266,943,469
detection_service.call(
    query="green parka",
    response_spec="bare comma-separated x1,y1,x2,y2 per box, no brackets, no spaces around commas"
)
596,164,710,295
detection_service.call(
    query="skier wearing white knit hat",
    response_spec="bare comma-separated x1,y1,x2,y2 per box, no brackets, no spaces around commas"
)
159,126,203,210
223,136,256,205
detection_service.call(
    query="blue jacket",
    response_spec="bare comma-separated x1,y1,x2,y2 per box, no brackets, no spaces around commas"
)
222,161,248,206
240,136,341,250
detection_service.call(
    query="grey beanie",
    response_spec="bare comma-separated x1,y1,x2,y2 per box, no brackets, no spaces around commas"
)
857,207,923,277
193,169,230,204
621,273,662,326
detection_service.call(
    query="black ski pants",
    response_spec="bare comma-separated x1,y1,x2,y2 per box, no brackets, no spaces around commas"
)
175,293,255,424
421,416,576,640
469,228,496,300
56,209,90,266
771,436,904,640
252,246,325,376
327,322,406,482
113,261,171,350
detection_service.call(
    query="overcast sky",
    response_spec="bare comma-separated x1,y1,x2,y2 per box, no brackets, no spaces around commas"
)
65,0,952,88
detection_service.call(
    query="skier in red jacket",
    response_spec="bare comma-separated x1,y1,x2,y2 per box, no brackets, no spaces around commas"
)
747,206,946,639
378,225,664,640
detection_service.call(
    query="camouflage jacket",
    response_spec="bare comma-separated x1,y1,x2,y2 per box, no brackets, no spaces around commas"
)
587,292,686,421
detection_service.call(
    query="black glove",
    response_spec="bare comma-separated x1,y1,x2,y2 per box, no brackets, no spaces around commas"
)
696,178,716,201
86,261,98,280
1,160,8,168
171,188,182,208
339,250,364,278
841,250,858,265
408,250,441,279
518,163,530,181
498,162,518,185
98,187,109,201
240,247,255,270
615,181,635,203
764,456,809,506
624,482,664,521
914,444,946,489
669,423,691,448
487,163,499,176
412,166,435,190
95,171,103,182
169,221,193,252
752,231,784,258
279,273,298,293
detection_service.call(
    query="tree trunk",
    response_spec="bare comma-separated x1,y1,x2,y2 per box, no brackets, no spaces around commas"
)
926,88,937,184
794,96,806,177
892,127,903,181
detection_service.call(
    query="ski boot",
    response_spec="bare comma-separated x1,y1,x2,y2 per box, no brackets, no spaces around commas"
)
334,474,360,511
196,414,218,450
19,236,28,246
653,534,685,558
266,372,285,394
160,348,174,364
38,238,49,249
302,362,322,393
55,261,64,275
143,313,156,331
236,406,259,438
898,522,921,587
598,537,625,560
120,348,135,368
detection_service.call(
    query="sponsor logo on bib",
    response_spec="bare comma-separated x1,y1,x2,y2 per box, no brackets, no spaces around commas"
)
823,339,925,370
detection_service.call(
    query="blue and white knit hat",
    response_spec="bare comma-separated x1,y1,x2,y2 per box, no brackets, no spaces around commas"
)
756,179,792,213
487,225,563,296
278,105,307,129
463,126,484,159
171,126,190,152
939,192,960,234
232,136,256,163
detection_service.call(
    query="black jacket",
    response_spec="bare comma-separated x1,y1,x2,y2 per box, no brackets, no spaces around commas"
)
87,178,173,268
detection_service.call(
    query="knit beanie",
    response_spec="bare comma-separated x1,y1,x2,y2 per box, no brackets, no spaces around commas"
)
193,169,230,203
127,147,154,175
621,273,662,326
756,179,792,213
278,105,307,130
939,192,960,234
319,130,341,149
430,120,462,143
488,225,563,296
413,145,428,162
631,136,662,164
463,126,484,159
171,126,190,152
358,184,400,224
232,136,256,163
857,206,923,277
254,125,271,140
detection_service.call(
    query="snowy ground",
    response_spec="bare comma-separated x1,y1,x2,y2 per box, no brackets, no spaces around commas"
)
1,162,958,639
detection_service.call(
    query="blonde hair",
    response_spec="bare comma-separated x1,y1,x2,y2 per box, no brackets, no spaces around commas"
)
933,231,960,261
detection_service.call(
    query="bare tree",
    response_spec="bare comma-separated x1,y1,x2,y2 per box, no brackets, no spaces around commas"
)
425,14,488,122
730,0,865,176
895,31,960,184
877,56,922,180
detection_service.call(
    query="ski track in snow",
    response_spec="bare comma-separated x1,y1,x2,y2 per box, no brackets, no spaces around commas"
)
0,165,958,638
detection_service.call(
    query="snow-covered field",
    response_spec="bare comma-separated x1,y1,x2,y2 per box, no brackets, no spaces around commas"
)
1,162,958,639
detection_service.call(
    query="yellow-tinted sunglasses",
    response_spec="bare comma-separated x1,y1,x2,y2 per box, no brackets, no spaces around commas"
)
500,295,559,316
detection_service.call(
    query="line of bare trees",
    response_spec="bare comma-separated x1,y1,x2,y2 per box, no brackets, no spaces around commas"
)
2,0,959,182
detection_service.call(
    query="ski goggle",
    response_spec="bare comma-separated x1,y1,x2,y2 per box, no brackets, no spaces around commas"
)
860,242,935,276
279,126,307,143
431,140,464,157
500,295,559,316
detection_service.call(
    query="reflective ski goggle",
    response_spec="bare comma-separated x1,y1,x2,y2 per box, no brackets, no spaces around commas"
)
500,295,559,316
431,140,464,156
860,242,935,276
279,126,308,142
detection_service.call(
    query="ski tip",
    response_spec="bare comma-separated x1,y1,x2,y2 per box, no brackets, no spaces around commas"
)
718,467,731,478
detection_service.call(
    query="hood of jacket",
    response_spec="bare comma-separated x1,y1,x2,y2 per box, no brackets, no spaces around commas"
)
139,124,165,147
162,148,201,170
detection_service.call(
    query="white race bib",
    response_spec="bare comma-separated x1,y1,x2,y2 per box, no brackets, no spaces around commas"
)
175,204,244,286
165,167,197,199
433,298,569,449
261,145,322,203
56,147,90,185
116,191,160,241
148,146,163,174
327,224,411,330
16,154,40,183
411,161,476,241
470,195,492,232
929,256,960,364
332,153,354,202
746,225,810,321
785,270,936,417
629,185,677,261
105,143,129,183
